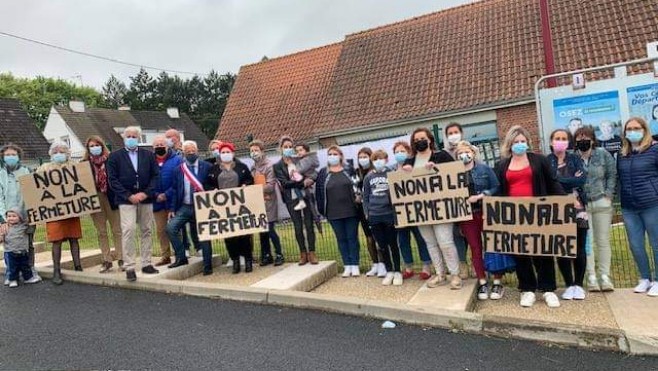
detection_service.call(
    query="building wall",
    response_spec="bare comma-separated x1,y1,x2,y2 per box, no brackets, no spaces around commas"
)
42,107,86,158
495,103,540,149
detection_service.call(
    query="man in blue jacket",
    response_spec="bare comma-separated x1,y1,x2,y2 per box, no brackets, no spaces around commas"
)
166,140,213,275
107,126,160,281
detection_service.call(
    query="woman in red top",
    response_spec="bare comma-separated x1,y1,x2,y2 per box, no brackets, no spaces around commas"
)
494,125,565,308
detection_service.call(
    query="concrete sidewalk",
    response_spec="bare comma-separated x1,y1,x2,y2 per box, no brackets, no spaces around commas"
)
3,249,657,355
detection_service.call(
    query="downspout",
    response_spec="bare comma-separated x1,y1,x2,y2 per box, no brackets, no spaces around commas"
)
539,0,557,87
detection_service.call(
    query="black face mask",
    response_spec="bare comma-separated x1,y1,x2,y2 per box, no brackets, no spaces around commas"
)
186,154,199,163
575,140,592,152
154,147,167,156
414,139,429,152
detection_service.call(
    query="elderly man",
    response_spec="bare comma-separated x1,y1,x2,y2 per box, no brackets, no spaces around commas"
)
165,129,183,155
107,126,160,281
166,140,213,274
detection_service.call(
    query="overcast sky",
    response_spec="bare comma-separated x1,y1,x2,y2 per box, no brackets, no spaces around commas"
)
0,0,474,89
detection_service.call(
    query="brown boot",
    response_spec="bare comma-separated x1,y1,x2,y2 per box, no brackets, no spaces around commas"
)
308,251,319,265
298,252,308,266
155,257,171,267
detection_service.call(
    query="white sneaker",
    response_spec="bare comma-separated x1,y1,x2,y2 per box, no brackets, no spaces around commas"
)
31,268,42,281
342,266,352,278
573,286,586,300
3,278,9,286
240,256,246,267
293,200,307,211
377,263,387,278
382,272,394,286
634,279,652,293
226,259,234,267
543,292,561,308
520,291,536,307
392,272,403,286
185,250,190,258
648,282,658,297
600,275,614,292
8,280,17,288
365,265,378,277
351,265,361,277
25,276,41,284
561,286,575,300
587,274,600,292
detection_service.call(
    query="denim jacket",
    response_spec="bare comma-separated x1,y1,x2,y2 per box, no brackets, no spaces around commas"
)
467,162,499,212
580,147,616,202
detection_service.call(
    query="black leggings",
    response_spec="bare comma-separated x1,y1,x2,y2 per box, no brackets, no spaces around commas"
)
225,235,253,261
514,255,557,292
287,201,316,252
557,227,588,287
369,221,401,272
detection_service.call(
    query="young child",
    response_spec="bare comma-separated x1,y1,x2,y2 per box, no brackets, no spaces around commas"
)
1,207,40,288
362,150,403,286
291,143,319,212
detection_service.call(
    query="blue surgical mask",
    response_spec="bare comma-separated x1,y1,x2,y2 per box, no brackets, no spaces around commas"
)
327,155,340,166
212,149,221,158
282,148,296,158
52,153,67,164
125,137,139,150
373,159,387,171
89,146,103,156
394,152,408,164
358,158,371,169
220,153,234,163
626,130,644,143
3,155,19,167
166,138,175,148
511,142,528,155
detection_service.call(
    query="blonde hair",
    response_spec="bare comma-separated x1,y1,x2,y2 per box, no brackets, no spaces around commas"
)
326,145,344,161
500,125,532,158
455,140,478,159
208,140,223,151
371,149,388,161
620,117,653,156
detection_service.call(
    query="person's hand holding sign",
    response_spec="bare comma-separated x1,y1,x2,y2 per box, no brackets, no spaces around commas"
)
424,161,436,170
468,193,485,204
401,165,413,172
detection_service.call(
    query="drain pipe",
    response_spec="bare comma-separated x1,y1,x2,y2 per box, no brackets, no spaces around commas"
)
539,0,557,88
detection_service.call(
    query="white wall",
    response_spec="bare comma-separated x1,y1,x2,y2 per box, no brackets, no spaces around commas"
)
43,107,86,158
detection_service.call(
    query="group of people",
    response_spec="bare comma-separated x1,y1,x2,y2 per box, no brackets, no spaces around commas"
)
2,118,658,309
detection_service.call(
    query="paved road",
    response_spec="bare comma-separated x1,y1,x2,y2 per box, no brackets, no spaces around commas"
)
1,282,656,371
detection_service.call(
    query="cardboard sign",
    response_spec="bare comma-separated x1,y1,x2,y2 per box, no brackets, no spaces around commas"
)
20,162,101,225
195,185,269,241
482,196,578,258
387,162,472,228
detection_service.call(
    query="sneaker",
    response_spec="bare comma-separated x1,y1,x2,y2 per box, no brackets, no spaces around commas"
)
141,265,159,274
293,199,307,211
520,291,536,307
377,263,387,278
490,284,504,300
341,266,352,278
458,262,469,280
4,279,9,286
450,275,462,290
634,279,652,293
477,283,489,300
392,272,403,286
8,280,18,288
99,262,113,274
561,286,575,300
648,282,658,297
587,274,600,292
365,265,378,277
260,255,273,267
351,265,361,277
31,268,42,282
427,274,446,288
402,269,415,279
25,276,41,284
382,272,394,286
600,275,615,292
226,259,234,267
543,292,561,308
573,286,586,300
126,269,137,282
274,255,285,266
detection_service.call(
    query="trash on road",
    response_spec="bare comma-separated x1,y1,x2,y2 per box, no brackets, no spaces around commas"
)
381,321,396,329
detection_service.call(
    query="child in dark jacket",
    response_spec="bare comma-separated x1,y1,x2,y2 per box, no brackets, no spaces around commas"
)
1,207,40,288
362,150,403,286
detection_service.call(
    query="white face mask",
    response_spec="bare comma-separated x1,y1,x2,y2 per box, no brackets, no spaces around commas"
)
447,133,462,145
220,152,234,163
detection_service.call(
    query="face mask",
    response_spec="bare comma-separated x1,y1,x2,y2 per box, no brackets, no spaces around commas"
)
458,153,473,164
212,149,221,158
52,153,67,164
552,140,569,153
3,155,19,167
413,139,429,152
166,138,175,148
282,148,296,158
511,142,528,155
89,146,103,156
327,155,340,166
154,147,167,157
125,137,139,150
185,154,198,163
358,158,371,169
394,152,408,164
626,130,644,143
373,159,387,171
447,133,462,145
575,140,592,152
220,153,234,163
250,152,262,161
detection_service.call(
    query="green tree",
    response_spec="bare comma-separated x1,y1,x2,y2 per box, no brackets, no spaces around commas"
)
124,68,157,110
101,74,128,108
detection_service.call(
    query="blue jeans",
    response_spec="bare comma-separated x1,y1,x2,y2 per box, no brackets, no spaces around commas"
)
260,222,283,258
329,217,360,266
6,251,32,281
623,205,658,281
4,251,11,281
398,226,431,265
166,205,212,272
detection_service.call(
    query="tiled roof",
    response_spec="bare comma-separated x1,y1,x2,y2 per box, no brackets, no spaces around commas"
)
0,98,51,159
217,43,343,149
218,0,658,147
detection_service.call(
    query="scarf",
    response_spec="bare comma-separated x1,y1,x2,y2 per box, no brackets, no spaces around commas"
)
90,155,108,193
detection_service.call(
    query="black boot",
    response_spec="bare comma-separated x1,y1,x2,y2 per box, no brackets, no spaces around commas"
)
245,259,253,273
52,269,63,285
74,265,83,272
232,259,241,274
260,254,273,267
